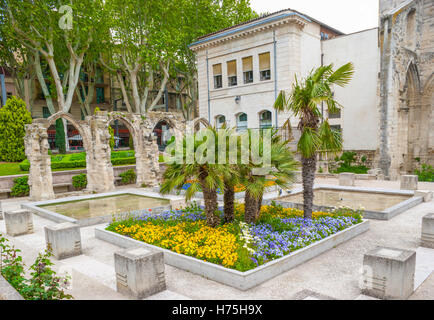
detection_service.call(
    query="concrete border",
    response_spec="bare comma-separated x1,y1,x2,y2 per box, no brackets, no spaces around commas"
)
95,220,369,290
0,275,24,300
21,189,183,227
265,184,422,220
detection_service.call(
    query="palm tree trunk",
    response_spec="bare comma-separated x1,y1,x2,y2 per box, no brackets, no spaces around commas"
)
223,180,235,223
255,191,263,220
199,170,220,227
301,155,317,219
244,190,257,224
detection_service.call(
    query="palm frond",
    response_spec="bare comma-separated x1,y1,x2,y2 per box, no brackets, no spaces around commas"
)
328,62,355,87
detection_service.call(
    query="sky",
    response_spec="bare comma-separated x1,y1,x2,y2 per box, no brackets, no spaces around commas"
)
250,0,379,34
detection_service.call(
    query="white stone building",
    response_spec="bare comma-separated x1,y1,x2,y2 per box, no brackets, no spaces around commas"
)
189,9,380,161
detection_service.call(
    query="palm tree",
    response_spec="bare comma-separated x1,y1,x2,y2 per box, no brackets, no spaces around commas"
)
273,63,354,219
241,129,298,223
160,127,231,227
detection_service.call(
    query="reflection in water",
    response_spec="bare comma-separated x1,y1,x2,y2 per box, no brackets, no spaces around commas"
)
280,189,411,211
40,194,170,220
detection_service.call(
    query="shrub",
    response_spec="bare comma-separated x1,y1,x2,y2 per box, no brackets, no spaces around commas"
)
11,176,30,197
414,164,434,182
333,151,369,174
108,126,115,150
55,119,66,154
0,235,73,300
0,96,32,162
119,169,136,185
72,174,87,190
129,136,134,150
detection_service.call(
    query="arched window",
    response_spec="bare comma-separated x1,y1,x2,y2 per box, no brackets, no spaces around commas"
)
216,115,226,129
236,113,248,132
259,110,272,129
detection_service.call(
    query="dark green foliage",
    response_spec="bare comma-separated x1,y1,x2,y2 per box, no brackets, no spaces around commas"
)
119,169,136,185
19,151,136,171
414,164,434,182
0,96,32,162
55,119,66,154
0,235,73,300
129,136,134,150
333,151,369,174
10,176,30,197
72,173,87,190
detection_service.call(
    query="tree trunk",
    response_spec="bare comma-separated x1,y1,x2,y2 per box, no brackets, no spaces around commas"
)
199,169,220,227
244,190,258,224
255,191,263,220
301,155,317,219
223,180,235,223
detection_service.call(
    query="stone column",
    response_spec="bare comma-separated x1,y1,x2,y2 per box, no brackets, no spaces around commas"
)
421,213,434,248
4,209,33,236
400,175,418,190
24,123,55,201
45,223,82,259
86,115,115,193
136,132,160,188
339,173,355,186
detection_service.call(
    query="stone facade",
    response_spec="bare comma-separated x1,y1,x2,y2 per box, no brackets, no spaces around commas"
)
24,111,185,200
378,0,434,179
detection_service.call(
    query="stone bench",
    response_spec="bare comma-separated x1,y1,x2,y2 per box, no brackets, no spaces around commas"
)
4,209,34,237
114,247,166,299
53,183,73,193
361,247,415,300
0,189,10,200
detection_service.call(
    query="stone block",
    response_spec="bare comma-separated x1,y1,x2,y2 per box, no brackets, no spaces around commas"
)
170,199,187,210
421,213,434,249
114,247,166,299
339,173,355,186
44,222,82,260
400,175,418,190
361,247,415,300
4,209,33,236
414,190,433,202
0,201,3,220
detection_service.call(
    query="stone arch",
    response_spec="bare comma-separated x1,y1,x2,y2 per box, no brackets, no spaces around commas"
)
47,111,91,151
397,62,423,174
106,113,138,150
193,117,211,131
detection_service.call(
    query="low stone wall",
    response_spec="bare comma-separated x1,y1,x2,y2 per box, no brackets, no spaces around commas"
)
0,275,24,300
0,164,166,199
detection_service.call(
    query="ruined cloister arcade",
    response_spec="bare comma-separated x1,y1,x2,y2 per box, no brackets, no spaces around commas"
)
24,111,185,201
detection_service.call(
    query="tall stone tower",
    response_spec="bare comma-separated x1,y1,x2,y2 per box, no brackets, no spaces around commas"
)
377,0,434,179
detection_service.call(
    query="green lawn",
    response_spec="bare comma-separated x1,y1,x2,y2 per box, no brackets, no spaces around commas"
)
0,162,26,176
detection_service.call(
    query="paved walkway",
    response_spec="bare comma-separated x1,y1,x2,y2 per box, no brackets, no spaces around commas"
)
0,178,433,300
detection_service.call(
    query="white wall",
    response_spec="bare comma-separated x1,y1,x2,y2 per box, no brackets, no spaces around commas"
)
322,28,380,150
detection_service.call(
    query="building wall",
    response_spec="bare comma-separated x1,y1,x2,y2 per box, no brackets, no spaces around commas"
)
322,28,380,151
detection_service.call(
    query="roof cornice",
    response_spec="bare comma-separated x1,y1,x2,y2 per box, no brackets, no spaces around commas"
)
189,11,310,51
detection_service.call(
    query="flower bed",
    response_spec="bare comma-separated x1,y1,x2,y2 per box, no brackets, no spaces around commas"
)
107,203,363,272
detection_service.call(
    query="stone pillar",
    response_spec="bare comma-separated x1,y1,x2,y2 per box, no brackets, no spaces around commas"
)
86,115,115,193
361,247,415,300
136,134,160,188
400,175,418,190
114,247,166,299
4,209,33,236
421,213,434,249
339,173,355,186
44,223,82,259
24,123,55,201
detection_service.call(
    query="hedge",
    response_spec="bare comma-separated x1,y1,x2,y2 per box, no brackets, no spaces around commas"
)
19,156,136,171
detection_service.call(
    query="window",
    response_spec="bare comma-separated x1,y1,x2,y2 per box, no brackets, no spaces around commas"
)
236,113,248,132
96,87,105,103
259,110,272,129
213,64,222,89
242,56,253,84
42,106,51,119
328,109,341,119
216,115,226,129
259,52,271,81
227,60,237,87
321,32,329,40
330,125,341,133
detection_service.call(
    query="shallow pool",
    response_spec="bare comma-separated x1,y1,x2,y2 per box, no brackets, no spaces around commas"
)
280,189,411,211
39,194,170,220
